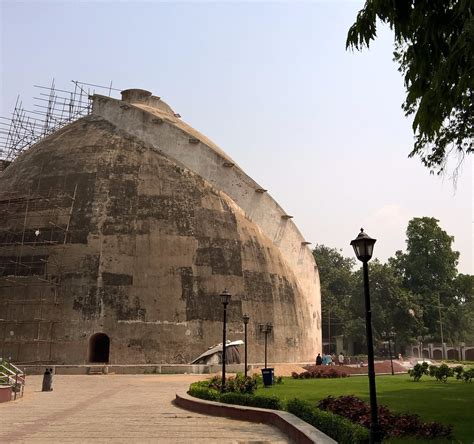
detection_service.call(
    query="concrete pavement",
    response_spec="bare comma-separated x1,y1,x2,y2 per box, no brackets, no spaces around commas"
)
0,374,290,443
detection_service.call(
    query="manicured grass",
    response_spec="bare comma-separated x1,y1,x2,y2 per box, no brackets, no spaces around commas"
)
255,374,474,443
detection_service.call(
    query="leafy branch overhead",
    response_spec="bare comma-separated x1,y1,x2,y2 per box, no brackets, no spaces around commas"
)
347,0,473,173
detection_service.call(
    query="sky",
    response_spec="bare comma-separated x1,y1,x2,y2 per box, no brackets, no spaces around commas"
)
1,1,472,274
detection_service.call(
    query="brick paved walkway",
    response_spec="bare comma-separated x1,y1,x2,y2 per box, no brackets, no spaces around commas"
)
0,374,289,443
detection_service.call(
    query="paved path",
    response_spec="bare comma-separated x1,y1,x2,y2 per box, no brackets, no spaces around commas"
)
0,374,289,443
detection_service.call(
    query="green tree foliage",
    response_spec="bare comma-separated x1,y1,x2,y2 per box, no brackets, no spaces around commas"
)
452,274,474,342
357,260,419,344
391,217,459,293
313,245,356,345
314,247,418,349
347,260,419,348
346,1,473,173
390,217,472,342
315,218,473,352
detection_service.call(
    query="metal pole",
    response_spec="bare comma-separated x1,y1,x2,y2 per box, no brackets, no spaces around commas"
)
328,308,331,354
221,302,227,392
14,373,18,401
437,294,445,360
363,261,382,443
244,321,248,378
388,338,394,375
264,330,268,369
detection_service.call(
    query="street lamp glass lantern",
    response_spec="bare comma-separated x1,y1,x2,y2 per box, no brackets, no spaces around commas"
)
243,314,250,324
220,289,231,305
350,228,376,262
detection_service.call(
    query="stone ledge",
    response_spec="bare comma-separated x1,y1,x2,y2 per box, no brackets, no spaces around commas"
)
175,391,336,444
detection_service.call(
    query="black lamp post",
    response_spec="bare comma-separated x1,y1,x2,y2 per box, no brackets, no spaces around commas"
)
243,314,250,378
382,330,396,376
220,289,231,392
260,323,273,369
351,228,382,443
417,335,425,362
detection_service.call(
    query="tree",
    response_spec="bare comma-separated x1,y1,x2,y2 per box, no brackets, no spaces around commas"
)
314,245,419,354
347,1,473,174
313,245,356,351
350,260,419,349
451,274,474,342
389,217,465,342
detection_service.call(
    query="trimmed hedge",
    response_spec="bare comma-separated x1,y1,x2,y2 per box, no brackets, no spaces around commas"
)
287,398,369,444
188,382,281,410
188,385,220,401
188,381,369,442
219,392,281,410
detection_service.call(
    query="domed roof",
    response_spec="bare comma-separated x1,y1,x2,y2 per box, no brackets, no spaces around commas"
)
0,91,321,365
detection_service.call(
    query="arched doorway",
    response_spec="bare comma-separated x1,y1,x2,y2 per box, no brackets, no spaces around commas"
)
89,333,110,363
465,348,474,360
447,348,459,360
432,349,442,360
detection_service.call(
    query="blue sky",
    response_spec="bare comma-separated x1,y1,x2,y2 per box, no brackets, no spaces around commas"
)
1,1,472,273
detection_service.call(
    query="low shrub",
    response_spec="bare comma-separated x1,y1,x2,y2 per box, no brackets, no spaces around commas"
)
220,392,282,410
318,395,452,440
287,398,369,444
453,365,464,380
207,373,258,394
188,381,281,410
408,362,429,381
462,368,474,382
292,366,349,379
452,365,474,383
188,383,220,401
432,364,454,382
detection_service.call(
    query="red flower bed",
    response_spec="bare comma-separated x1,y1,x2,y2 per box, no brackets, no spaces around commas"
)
318,395,452,439
291,366,349,379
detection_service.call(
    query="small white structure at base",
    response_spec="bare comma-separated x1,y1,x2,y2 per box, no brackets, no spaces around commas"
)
191,340,244,365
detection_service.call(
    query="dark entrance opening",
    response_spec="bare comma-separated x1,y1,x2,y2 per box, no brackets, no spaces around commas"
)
89,333,110,363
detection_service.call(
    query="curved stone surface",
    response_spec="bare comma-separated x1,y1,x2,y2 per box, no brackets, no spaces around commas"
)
0,92,321,365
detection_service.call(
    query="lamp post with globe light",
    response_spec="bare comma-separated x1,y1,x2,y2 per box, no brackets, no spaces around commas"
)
351,228,382,443
260,323,273,369
220,289,231,391
382,330,396,375
243,314,250,377
418,335,425,362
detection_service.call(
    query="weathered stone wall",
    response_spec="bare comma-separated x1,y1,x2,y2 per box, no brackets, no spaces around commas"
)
0,111,321,364
92,92,321,344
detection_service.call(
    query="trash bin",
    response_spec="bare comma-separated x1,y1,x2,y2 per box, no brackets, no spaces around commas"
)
42,368,53,392
261,368,274,387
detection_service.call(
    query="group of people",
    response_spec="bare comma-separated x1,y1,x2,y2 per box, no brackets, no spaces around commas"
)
315,352,347,366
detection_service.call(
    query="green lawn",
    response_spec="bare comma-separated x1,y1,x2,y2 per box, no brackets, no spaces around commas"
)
255,375,474,443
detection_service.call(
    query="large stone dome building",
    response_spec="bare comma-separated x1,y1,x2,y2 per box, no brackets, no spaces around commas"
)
0,89,321,365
